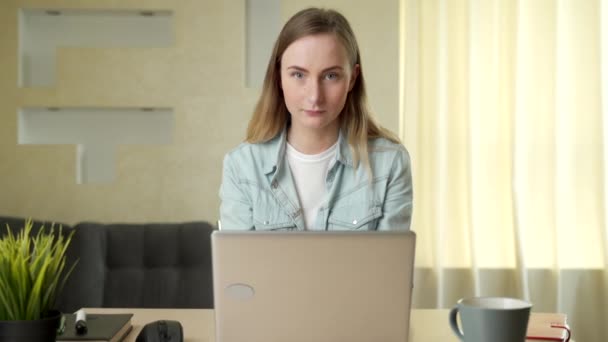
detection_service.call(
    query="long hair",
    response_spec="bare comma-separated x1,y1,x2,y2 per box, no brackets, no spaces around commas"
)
246,7,400,172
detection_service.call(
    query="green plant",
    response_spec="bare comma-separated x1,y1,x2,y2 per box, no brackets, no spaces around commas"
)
0,218,76,320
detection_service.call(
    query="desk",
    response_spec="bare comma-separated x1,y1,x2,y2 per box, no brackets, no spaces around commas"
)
87,308,457,342
88,309,575,342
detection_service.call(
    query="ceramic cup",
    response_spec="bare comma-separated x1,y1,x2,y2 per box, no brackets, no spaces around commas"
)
449,296,532,342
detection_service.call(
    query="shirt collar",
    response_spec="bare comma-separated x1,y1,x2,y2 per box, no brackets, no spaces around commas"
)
263,126,354,178
335,129,354,167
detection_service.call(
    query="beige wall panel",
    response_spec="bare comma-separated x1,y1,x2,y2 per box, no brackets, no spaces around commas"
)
1,0,251,224
1,1,24,218
0,0,400,225
1,1,18,145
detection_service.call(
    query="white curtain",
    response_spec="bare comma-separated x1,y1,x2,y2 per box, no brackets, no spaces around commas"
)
400,1,608,341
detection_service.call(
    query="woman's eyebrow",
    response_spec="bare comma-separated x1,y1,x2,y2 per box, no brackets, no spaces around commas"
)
286,65,344,72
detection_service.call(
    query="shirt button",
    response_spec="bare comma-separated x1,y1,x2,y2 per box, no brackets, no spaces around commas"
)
352,219,358,225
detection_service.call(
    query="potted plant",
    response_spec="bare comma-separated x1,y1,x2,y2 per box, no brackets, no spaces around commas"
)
0,218,77,342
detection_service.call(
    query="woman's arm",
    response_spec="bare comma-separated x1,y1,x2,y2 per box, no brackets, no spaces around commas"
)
219,154,255,230
377,147,413,231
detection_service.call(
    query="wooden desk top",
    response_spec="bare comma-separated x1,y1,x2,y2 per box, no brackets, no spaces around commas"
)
87,308,573,342
86,308,457,342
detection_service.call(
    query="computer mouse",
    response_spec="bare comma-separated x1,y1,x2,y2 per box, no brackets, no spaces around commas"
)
135,320,183,342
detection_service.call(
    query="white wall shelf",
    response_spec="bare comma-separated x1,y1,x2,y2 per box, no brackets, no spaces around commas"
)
18,107,174,184
19,8,173,87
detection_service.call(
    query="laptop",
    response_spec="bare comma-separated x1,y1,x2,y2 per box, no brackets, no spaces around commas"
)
211,230,416,342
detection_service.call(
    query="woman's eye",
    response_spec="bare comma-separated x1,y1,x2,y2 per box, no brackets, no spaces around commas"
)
325,73,339,80
292,72,304,79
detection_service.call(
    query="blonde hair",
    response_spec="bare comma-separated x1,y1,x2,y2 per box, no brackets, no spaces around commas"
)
246,7,400,172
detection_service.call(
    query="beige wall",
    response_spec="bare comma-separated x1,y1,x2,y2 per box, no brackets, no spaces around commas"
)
0,0,400,225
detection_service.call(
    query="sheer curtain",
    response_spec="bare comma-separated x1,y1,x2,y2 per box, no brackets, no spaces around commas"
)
399,1,608,341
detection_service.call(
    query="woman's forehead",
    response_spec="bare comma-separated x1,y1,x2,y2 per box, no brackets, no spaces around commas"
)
281,33,350,69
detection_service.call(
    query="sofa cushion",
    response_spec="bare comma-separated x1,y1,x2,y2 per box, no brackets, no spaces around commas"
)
59,221,215,311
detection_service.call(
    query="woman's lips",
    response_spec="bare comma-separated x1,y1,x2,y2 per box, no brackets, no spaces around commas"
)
304,109,325,116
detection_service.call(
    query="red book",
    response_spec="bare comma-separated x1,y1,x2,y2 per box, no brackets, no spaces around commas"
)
526,312,571,342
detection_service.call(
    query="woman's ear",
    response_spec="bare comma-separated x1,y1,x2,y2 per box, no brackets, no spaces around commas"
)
349,64,360,91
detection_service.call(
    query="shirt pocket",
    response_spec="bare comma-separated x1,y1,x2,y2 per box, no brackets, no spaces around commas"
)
252,191,296,231
327,202,383,231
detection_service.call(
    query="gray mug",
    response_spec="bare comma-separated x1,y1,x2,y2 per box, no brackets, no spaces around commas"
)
449,297,532,342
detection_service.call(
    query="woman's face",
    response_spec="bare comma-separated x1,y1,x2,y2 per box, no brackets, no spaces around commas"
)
280,33,359,137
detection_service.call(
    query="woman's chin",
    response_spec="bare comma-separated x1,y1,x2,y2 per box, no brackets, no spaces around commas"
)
296,120,334,132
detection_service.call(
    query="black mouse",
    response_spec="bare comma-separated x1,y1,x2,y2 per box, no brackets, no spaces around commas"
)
135,320,183,342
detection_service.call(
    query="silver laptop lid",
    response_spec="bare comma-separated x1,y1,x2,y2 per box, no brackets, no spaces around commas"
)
212,231,416,342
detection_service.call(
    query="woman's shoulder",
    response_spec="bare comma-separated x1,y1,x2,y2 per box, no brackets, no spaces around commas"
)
366,137,411,175
367,136,411,167
368,136,408,154
224,141,260,161
225,141,255,156
223,135,281,164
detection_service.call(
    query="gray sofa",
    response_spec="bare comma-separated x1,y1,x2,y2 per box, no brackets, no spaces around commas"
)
0,217,216,313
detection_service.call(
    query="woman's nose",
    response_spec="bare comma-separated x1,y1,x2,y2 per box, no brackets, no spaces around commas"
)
307,79,323,104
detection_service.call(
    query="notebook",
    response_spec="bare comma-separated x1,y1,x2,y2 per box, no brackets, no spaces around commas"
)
211,230,417,342
57,313,133,342
526,312,571,342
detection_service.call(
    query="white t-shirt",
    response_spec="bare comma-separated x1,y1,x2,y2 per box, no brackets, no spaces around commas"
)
286,141,338,230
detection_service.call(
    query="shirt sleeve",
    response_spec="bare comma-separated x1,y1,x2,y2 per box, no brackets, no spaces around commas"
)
377,147,413,231
219,153,255,230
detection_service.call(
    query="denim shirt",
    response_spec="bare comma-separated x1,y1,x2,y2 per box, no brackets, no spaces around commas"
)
219,128,413,231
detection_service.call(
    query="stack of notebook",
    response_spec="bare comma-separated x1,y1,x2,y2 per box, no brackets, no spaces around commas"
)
526,312,571,342
57,312,133,342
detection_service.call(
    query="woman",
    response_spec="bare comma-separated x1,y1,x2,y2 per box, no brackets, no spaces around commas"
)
219,7,412,231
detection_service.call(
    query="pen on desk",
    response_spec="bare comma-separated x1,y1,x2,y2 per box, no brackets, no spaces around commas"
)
75,309,88,335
